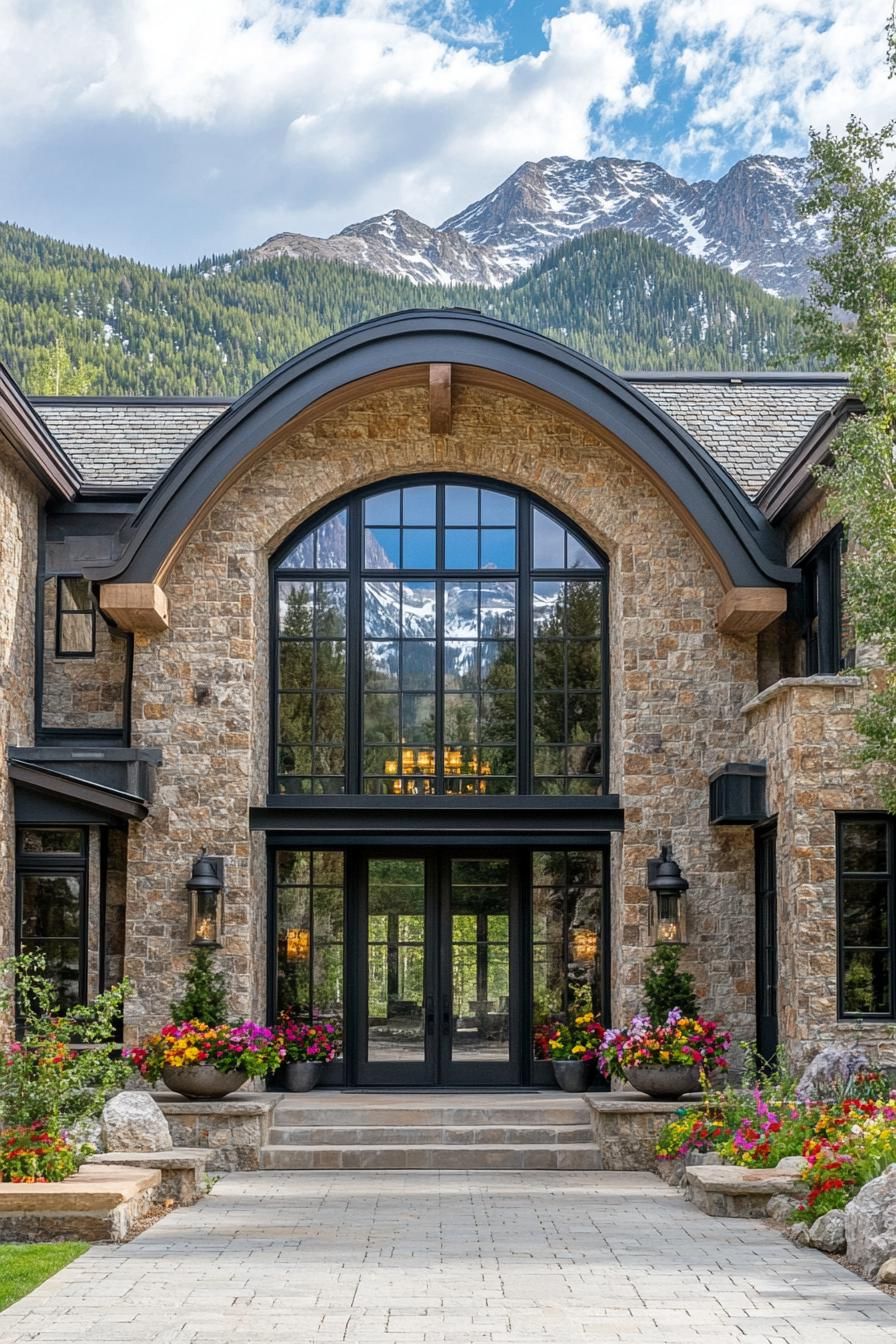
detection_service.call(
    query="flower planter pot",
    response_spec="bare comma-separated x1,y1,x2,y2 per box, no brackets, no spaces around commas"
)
552,1059,596,1093
161,1064,248,1100
624,1064,701,1100
283,1061,322,1092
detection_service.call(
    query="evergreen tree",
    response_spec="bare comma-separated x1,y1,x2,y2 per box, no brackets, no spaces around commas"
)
642,944,698,1022
799,16,896,807
169,947,229,1026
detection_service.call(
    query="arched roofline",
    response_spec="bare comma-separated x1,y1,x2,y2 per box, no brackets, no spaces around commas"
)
88,310,795,632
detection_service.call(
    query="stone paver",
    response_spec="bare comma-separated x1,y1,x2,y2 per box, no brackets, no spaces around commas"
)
2,1170,896,1343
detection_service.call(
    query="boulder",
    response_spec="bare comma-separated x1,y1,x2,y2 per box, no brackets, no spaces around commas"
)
785,1223,811,1247
844,1164,896,1279
775,1156,808,1175
767,1194,801,1223
685,1151,723,1167
68,1117,103,1153
796,1045,871,1102
101,1093,172,1153
808,1208,847,1254
877,1257,896,1285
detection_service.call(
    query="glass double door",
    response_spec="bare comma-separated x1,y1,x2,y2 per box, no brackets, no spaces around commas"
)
357,853,521,1085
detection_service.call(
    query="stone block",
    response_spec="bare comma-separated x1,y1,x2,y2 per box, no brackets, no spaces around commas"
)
844,1163,896,1279
102,1092,172,1152
686,1162,805,1218
85,1147,209,1203
808,1208,846,1254
0,1164,160,1243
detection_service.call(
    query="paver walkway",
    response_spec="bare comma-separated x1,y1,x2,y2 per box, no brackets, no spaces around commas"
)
2,1170,896,1343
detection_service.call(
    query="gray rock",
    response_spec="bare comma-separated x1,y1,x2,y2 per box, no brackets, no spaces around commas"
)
68,1117,103,1153
767,1195,801,1223
685,1151,723,1166
796,1045,871,1102
776,1156,808,1175
785,1223,811,1246
844,1163,896,1279
808,1209,847,1254
877,1257,896,1285
101,1092,172,1153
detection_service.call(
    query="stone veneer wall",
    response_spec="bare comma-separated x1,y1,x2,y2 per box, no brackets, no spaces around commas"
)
123,382,758,1041
41,576,127,730
0,440,38,961
744,676,894,1068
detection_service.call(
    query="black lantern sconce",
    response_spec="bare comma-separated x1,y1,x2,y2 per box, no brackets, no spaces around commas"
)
187,850,224,947
647,845,689,945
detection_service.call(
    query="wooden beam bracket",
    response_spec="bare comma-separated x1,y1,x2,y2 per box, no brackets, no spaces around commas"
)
99,582,169,633
429,363,452,435
717,586,787,635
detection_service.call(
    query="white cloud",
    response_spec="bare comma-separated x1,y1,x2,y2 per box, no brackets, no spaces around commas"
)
0,0,893,262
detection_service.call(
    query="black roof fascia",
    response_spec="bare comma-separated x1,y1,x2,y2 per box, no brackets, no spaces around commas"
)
8,760,149,821
251,794,624,840
0,364,81,499
79,310,795,590
755,394,861,523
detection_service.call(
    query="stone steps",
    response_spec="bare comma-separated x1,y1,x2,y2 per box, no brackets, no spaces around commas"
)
262,1092,600,1170
261,1142,601,1170
268,1122,594,1146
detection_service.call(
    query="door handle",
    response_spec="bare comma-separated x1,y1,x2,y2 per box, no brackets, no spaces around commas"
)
441,995,451,1032
426,996,435,1037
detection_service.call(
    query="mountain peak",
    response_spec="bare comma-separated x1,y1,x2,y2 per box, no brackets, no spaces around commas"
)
252,150,820,298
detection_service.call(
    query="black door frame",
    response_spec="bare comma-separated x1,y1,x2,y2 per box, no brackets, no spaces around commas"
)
351,848,524,1087
267,838,611,1089
755,820,779,1065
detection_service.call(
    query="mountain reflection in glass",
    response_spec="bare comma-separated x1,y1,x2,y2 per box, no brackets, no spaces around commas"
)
274,482,606,795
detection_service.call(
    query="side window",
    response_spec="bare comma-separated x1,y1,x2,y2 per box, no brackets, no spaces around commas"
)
838,815,894,1019
16,828,87,1010
55,576,95,658
800,528,851,676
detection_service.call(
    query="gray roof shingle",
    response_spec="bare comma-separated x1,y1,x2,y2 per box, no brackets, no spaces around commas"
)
33,374,850,498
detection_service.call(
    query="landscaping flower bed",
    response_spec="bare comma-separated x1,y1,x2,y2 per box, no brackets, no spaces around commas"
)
533,1012,604,1062
274,1013,343,1064
655,1068,896,1224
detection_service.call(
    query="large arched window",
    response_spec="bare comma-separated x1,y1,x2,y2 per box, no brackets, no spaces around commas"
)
272,478,608,797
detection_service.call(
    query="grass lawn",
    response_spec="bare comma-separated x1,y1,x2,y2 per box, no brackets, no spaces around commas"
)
0,1242,89,1311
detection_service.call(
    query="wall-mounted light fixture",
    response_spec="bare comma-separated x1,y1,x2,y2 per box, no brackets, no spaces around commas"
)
187,850,224,947
647,845,688,945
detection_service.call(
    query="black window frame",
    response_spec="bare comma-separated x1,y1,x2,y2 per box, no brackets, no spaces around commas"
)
270,475,610,799
54,574,96,659
15,826,89,1010
800,527,844,676
837,812,896,1021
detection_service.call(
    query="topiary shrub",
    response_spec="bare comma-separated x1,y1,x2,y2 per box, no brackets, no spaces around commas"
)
169,946,228,1026
642,944,698,1021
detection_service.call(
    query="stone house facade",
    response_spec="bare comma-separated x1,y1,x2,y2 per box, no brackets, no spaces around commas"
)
1,311,892,1084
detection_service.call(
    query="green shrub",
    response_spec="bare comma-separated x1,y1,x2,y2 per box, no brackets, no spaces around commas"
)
169,947,228,1026
642,945,698,1020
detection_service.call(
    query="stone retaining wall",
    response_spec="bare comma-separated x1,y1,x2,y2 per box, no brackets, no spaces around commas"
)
157,1095,280,1171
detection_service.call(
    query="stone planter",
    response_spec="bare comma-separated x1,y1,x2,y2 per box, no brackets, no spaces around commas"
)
624,1064,701,1100
161,1064,248,1100
283,1061,322,1092
552,1059,596,1092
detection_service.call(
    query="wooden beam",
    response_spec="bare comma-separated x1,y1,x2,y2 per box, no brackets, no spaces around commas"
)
429,363,452,435
99,582,169,633
717,586,787,635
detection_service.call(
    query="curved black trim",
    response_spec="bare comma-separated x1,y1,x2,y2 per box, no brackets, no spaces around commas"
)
84,310,794,588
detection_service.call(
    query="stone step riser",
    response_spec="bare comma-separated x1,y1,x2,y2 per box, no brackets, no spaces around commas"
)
271,1105,589,1127
261,1145,601,1171
268,1124,594,1146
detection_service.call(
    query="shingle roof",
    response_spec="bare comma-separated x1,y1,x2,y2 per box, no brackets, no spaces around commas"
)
32,374,850,498
32,398,230,488
629,375,849,496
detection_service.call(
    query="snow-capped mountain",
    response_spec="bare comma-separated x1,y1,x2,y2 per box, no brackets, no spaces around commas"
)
252,153,821,298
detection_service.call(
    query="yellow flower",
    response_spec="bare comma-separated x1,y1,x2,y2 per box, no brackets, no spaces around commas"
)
660,1050,670,1062
571,1044,585,1055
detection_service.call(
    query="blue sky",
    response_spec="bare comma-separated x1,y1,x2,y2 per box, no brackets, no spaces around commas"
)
0,1,892,266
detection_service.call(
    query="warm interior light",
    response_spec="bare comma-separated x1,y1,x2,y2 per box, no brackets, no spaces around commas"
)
286,928,311,961
570,928,598,961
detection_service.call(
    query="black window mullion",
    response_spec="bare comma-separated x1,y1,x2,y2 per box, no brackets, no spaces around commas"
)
517,501,531,792
348,498,364,794
436,578,445,795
